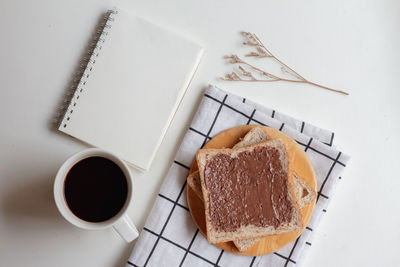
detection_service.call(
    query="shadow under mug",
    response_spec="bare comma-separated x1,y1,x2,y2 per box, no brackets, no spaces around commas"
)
54,148,139,242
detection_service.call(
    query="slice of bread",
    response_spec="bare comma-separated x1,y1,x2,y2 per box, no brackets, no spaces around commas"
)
197,139,303,244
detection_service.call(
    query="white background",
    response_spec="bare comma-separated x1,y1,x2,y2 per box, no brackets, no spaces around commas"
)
0,0,399,266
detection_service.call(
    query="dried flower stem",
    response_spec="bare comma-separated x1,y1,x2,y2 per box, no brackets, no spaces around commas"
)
222,32,349,95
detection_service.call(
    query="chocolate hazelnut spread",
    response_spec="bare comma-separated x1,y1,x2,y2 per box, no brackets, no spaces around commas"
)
204,146,293,232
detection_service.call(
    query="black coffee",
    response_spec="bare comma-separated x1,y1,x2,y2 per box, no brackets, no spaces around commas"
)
64,156,128,222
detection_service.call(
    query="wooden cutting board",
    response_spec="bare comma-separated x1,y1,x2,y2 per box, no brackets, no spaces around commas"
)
186,125,317,256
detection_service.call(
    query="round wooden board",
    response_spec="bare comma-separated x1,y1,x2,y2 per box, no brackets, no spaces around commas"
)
187,125,317,256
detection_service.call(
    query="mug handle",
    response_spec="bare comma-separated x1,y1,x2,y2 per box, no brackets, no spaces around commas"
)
113,214,139,242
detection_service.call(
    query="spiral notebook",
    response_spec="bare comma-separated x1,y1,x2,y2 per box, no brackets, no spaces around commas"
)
59,8,204,171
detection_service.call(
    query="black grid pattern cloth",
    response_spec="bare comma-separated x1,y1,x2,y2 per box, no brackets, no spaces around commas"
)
127,85,350,267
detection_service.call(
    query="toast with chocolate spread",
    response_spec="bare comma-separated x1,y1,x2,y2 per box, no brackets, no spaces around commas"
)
196,139,303,244
188,127,315,251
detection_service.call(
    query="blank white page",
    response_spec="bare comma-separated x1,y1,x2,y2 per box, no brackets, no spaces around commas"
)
59,8,203,171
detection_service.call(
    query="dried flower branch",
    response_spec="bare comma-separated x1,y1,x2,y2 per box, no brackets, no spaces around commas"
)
221,32,349,95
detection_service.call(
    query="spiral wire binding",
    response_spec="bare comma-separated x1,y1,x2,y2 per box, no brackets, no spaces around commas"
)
57,9,118,128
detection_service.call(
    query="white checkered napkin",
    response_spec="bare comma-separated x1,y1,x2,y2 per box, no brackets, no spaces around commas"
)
127,85,350,267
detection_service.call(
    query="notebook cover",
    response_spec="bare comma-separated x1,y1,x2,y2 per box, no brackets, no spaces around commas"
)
59,8,204,171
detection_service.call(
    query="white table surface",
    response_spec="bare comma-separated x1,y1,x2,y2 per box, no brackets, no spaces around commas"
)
1,0,399,266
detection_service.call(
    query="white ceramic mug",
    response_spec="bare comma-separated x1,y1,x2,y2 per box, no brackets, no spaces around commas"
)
54,148,139,242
